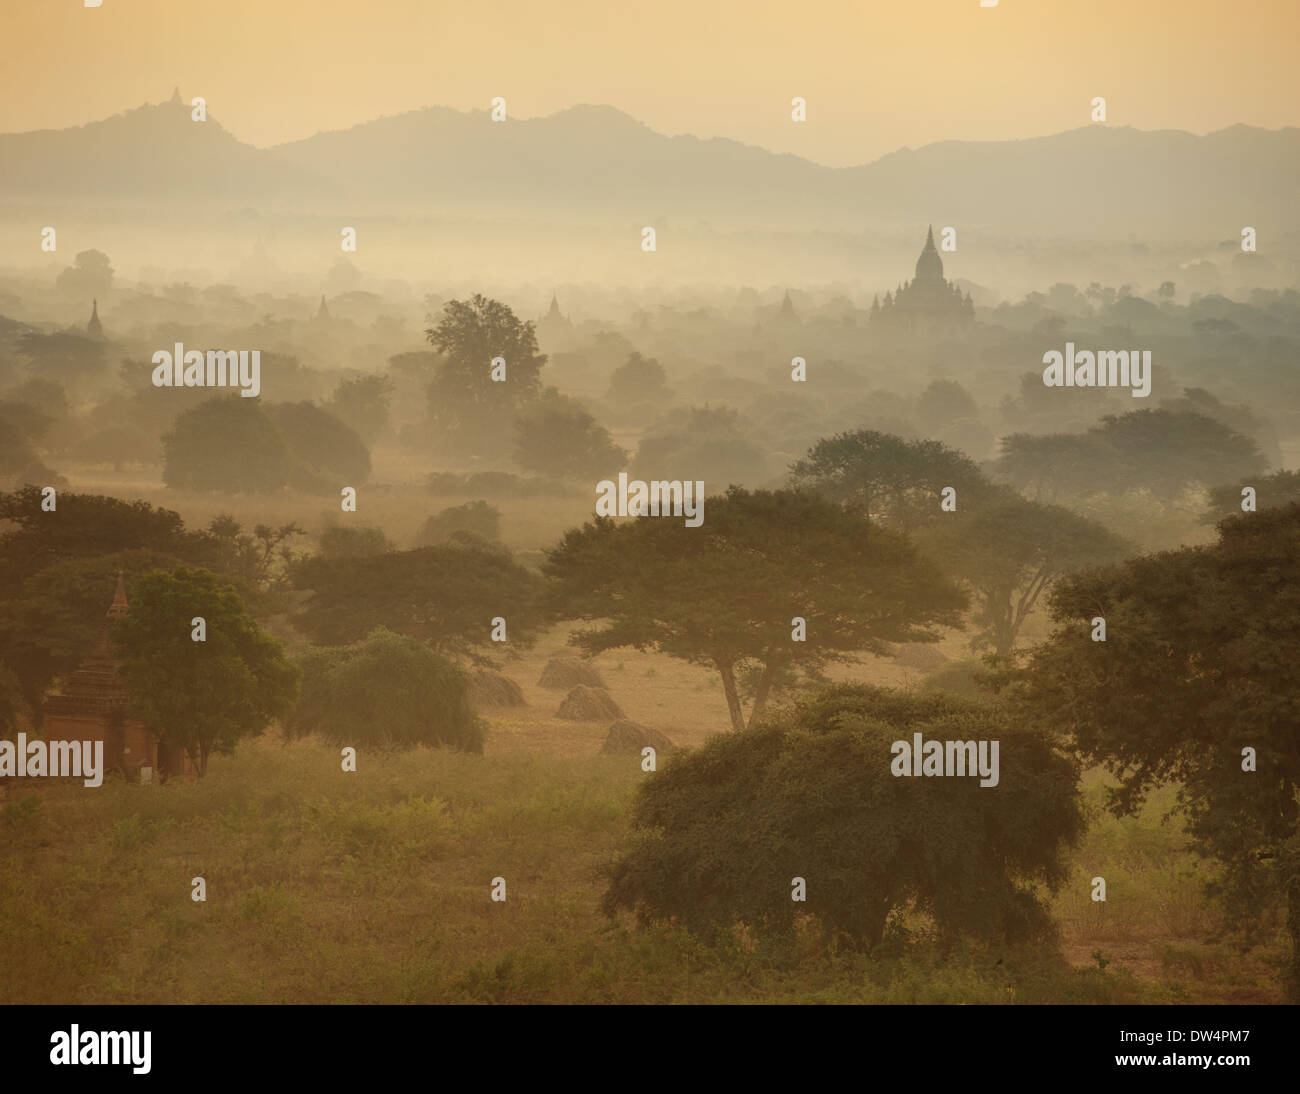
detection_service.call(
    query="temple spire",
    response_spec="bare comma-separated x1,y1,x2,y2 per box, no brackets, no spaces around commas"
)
87,298,103,338
107,571,129,620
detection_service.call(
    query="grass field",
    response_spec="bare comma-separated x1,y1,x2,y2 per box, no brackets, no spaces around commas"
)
1,625,1286,1005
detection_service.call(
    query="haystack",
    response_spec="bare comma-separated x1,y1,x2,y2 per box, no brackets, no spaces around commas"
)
555,685,624,721
538,656,606,689
468,670,526,707
600,720,675,757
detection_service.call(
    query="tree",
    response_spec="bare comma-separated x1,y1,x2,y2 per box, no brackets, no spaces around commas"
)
162,397,294,492
914,379,979,436
16,331,107,384
326,374,393,443
633,405,772,489
414,500,501,547
265,401,371,489
0,487,215,597
317,525,393,558
1007,504,1300,998
993,432,1122,503
604,685,1083,950
289,539,548,660
112,568,300,776
55,249,114,298
287,627,482,752
1205,470,1300,523
425,294,547,453
607,351,672,406
1093,409,1265,495
789,429,989,532
201,515,306,594
0,549,191,719
544,487,967,731
920,487,1134,655
5,378,69,421
512,388,626,480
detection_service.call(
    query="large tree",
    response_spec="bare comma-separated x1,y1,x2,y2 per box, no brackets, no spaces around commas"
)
289,539,549,661
265,400,371,490
425,294,547,453
112,568,300,776
0,486,217,597
996,410,1267,504
512,388,626,480
1008,503,1300,999
162,397,294,493
0,549,186,720
920,487,1134,656
790,430,990,532
544,486,967,731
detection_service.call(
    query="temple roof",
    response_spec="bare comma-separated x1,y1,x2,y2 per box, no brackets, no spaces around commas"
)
914,225,944,283
43,574,133,719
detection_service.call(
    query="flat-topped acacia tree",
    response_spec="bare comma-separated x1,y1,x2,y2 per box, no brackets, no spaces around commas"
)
543,486,967,731
289,537,550,663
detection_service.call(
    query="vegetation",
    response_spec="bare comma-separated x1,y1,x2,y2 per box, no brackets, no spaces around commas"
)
605,686,1083,949
288,627,483,753
1007,503,1300,1000
544,486,967,730
112,567,300,776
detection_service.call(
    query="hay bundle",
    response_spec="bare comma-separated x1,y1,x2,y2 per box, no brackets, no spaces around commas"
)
555,685,624,721
468,670,526,707
538,656,606,690
600,720,675,757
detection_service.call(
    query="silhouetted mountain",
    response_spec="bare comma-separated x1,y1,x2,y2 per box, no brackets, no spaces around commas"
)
3,98,1297,238
0,93,339,207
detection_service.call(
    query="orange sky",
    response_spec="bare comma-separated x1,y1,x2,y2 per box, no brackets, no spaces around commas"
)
4,0,1296,165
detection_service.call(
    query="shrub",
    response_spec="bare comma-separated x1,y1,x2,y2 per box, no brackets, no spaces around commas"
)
604,685,1082,949
288,627,483,752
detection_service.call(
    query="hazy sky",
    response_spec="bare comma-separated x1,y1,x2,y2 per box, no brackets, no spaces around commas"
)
5,0,1297,165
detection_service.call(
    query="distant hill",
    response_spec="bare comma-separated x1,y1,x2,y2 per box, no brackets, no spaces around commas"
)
2,96,1297,238
0,92,339,208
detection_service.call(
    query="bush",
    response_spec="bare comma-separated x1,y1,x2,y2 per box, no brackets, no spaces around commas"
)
288,627,483,752
604,685,1083,949
317,525,394,558
415,500,501,546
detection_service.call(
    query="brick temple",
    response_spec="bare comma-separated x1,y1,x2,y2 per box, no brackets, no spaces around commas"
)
41,573,192,783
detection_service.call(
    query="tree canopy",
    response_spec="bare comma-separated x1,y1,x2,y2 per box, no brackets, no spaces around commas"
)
605,684,1083,950
790,429,989,532
112,567,299,776
919,487,1134,655
1006,503,1300,998
544,486,967,730
162,397,294,492
289,539,548,660
425,294,547,453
